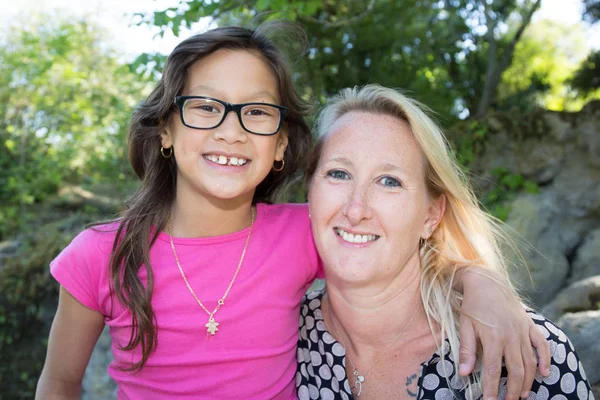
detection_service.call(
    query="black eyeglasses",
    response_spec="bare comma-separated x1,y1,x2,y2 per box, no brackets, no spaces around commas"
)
173,96,288,136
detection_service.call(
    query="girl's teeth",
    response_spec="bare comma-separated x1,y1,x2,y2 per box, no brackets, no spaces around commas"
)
206,155,248,166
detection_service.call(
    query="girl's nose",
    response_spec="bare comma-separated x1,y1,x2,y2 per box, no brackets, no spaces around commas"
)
213,112,248,144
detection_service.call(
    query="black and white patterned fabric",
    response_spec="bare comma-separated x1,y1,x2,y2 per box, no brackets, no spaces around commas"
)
296,290,594,400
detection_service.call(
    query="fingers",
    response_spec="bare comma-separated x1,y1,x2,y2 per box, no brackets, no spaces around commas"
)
481,333,502,400
458,313,477,376
520,339,538,398
502,334,525,400
529,323,551,377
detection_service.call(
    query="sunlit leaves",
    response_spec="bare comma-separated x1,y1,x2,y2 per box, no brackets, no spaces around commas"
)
0,13,150,238
499,20,590,112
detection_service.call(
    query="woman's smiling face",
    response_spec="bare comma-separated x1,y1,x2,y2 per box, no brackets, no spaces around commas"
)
308,111,442,284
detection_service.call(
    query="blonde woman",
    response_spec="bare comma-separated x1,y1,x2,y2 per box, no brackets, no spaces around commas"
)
297,85,593,399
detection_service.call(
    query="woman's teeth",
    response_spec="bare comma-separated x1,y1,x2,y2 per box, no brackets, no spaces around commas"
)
205,154,248,166
335,228,378,244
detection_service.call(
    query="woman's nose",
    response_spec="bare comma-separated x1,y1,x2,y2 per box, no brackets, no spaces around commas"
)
342,188,373,225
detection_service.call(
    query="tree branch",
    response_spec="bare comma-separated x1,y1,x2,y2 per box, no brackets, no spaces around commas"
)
498,0,542,72
475,0,542,119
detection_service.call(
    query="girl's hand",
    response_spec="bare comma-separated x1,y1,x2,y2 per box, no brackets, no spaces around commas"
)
457,267,551,400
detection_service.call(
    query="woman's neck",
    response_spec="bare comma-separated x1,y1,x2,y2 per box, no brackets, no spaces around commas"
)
169,186,255,238
324,252,431,358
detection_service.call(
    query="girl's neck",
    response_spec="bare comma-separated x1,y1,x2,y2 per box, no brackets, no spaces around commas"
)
169,188,255,238
324,253,431,357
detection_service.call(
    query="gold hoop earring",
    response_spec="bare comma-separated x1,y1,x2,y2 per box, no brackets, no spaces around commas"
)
272,159,285,172
161,146,173,159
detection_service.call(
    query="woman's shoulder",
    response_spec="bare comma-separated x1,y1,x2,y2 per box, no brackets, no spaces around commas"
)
301,289,326,309
417,310,593,399
299,290,326,335
525,310,589,373
522,310,593,398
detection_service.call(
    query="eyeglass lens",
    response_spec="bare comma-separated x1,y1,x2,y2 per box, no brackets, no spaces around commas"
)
182,98,282,134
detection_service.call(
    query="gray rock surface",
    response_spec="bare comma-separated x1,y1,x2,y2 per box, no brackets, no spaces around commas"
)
542,276,600,321
473,103,600,307
571,229,600,284
556,310,600,385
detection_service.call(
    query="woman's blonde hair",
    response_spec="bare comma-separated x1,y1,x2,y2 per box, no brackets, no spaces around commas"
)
307,84,520,396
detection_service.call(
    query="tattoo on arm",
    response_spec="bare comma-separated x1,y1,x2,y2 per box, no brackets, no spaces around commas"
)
405,373,418,398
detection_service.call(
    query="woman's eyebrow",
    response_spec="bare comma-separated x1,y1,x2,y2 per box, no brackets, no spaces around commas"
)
378,162,404,172
325,156,353,166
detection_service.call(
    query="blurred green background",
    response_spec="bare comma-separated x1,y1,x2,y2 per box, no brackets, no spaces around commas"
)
0,0,599,398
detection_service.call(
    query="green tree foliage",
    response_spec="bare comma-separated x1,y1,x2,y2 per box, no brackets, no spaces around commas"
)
0,14,150,239
571,50,600,94
499,20,590,112
135,0,545,120
571,0,600,96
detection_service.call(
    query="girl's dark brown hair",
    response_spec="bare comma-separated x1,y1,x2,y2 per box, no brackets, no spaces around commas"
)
108,23,312,370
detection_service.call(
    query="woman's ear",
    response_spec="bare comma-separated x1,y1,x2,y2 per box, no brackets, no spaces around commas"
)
422,194,446,239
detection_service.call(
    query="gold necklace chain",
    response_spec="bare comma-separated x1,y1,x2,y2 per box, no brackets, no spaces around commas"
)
327,295,419,397
168,207,256,336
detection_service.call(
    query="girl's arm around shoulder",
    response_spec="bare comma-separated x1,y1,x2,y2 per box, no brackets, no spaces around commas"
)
36,286,105,400
455,266,552,400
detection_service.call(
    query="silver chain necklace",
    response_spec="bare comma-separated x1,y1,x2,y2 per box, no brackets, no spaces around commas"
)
327,295,419,397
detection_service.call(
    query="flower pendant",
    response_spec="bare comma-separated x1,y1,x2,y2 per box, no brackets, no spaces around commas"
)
205,316,219,335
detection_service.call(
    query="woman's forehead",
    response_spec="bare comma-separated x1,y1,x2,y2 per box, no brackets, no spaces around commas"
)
321,111,425,168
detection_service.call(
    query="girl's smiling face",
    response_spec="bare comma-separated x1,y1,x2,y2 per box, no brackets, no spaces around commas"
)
161,49,288,205
308,111,444,285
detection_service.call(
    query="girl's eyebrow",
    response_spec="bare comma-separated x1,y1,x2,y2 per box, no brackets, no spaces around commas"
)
245,90,278,103
187,84,217,95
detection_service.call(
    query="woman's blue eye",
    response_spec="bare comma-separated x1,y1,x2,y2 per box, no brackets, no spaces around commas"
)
327,170,349,180
379,176,401,187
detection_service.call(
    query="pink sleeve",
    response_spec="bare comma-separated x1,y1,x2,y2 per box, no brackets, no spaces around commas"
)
50,228,110,313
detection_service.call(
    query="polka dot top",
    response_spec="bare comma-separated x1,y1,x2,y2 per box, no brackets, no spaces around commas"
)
296,290,594,400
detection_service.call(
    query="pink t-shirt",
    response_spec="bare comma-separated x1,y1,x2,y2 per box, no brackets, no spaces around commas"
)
50,203,322,399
